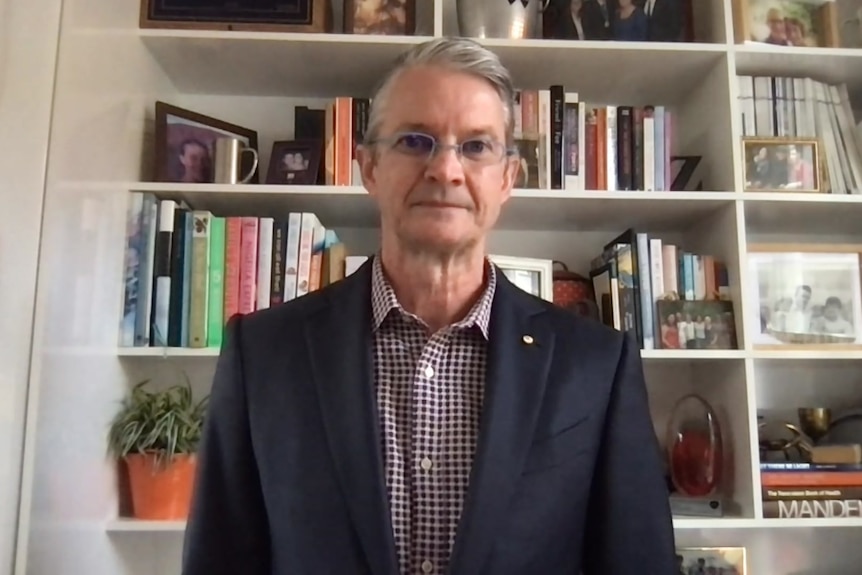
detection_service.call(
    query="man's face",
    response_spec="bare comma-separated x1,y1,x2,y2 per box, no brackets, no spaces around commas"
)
180,143,207,180
359,65,516,257
796,287,811,307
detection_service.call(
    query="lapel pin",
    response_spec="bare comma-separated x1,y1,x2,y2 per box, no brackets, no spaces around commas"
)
522,335,534,345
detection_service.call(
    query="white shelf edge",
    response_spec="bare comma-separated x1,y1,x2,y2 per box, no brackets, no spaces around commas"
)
104,516,862,533
742,192,862,204
732,43,862,59
139,28,436,46
751,349,862,360
641,349,746,360
118,347,219,357
106,518,187,532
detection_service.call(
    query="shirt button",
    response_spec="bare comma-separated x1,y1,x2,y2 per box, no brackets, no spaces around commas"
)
420,457,433,471
424,365,435,378
421,560,434,573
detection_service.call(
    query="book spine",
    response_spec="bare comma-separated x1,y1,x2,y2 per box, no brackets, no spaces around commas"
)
207,216,225,348
238,217,259,315
167,206,187,347
188,211,212,348
256,217,274,310
223,217,242,321
270,220,287,306
550,84,564,190
617,106,633,191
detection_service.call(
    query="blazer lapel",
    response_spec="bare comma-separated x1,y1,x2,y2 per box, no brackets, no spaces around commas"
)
447,273,556,575
304,260,399,575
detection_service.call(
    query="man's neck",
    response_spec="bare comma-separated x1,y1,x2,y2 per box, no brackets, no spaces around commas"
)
379,244,488,333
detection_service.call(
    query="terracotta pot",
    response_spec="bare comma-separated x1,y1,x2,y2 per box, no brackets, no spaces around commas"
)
124,452,196,520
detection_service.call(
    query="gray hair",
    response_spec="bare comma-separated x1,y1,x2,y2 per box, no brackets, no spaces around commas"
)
364,37,517,148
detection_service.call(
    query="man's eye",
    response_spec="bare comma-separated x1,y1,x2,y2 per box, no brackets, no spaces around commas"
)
462,139,493,156
394,134,434,153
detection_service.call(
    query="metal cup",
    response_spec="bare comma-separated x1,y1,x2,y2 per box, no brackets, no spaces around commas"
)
213,137,259,184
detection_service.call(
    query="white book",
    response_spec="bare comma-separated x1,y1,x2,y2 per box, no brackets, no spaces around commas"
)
256,217,274,310
643,113,655,191
283,212,302,301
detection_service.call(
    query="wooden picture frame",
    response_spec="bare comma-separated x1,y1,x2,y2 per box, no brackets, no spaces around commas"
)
265,140,322,185
733,0,839,47
742,136,822,193
489,255,554,302
676,547,747,574
747,243,862,350
140,0,333,33
343,0,416,35
154,101,260,184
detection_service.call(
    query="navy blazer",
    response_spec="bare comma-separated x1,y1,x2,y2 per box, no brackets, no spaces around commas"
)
181,257,676,575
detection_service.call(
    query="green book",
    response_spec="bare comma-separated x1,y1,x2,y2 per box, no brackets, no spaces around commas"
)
207,216,226,348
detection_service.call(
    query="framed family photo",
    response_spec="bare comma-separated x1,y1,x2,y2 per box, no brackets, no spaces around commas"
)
266,140,322,185
733,0,839,47
747,244,862,349
344,0,415,35
154,101,259,184
742,137,821,193
656,299,738,350
676,546,746,574
489,255,554,302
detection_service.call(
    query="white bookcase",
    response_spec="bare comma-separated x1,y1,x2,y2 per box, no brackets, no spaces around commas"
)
14,0,862,573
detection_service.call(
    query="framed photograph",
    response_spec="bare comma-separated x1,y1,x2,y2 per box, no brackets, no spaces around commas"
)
489,255,554,302
154,101,259,184
266,140,322,185
676,546,747,574
514,137,540,189
656,299,738,350
742,136,821,193
344,0,415,35
140,0,333,33
543,0,692,42
733,0,839,47
747,244,862,349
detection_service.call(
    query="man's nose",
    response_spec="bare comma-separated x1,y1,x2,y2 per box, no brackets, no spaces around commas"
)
423,145,466,185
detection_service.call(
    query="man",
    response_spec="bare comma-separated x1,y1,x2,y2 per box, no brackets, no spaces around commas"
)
641,0,683,42
177,139,210,183
181,37,676,575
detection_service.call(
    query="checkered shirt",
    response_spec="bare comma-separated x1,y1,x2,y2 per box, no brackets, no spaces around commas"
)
370,255,496,575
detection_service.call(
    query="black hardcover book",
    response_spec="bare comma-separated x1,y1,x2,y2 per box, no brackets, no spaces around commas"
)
550,85,565,190
617,106,633,191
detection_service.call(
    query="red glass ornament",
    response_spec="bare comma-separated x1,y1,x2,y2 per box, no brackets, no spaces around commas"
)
666,394,723,497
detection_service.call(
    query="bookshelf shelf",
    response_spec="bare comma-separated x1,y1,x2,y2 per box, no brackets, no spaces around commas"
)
734,45,862,93
744,193,862,236
139,30,436,97
106,519,186,532
129,183,738,231
472,39,727,104
106,516,862,533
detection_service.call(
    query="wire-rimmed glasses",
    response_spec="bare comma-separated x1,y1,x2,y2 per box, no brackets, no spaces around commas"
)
366,131,517,166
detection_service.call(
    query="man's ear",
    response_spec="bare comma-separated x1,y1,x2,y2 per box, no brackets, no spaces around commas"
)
356,144,378,196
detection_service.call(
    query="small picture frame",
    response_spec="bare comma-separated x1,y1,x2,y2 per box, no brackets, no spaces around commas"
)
514,137,540,189
733,0,839,47
656,299,738,350
265,140,322,185
676,546,747,574
140,0,333,33
489,255,554,302
154,101,259,184
747,244,862,349
742,136,821,193
344,0,415,35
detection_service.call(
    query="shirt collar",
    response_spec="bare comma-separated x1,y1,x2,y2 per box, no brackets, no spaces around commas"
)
370,253,496,339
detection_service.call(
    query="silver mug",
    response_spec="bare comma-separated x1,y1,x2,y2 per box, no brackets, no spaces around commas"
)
213,137,259,184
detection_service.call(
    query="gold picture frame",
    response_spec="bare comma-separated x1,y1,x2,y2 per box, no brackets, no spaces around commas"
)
733,0,839,47
676,546,747,574
742,136,822,193
747,243,862,350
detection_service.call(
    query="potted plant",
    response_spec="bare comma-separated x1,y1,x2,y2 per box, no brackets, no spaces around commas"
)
107,375,209,520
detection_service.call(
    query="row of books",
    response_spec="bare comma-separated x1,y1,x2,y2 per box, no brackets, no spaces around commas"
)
297,90,678,194
587,228,732,351
514,87,676,192
760,462,862,519
736,75,862,195
119,193,362,348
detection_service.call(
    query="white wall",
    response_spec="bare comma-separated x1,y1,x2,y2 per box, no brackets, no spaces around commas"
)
0,0,61,572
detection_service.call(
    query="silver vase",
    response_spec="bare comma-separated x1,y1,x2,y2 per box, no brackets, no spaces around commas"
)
456,0,545,39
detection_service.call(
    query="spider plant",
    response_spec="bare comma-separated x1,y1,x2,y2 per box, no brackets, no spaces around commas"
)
107,374,209,470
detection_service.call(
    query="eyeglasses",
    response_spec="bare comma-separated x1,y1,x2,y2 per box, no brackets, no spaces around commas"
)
366,131,516,166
